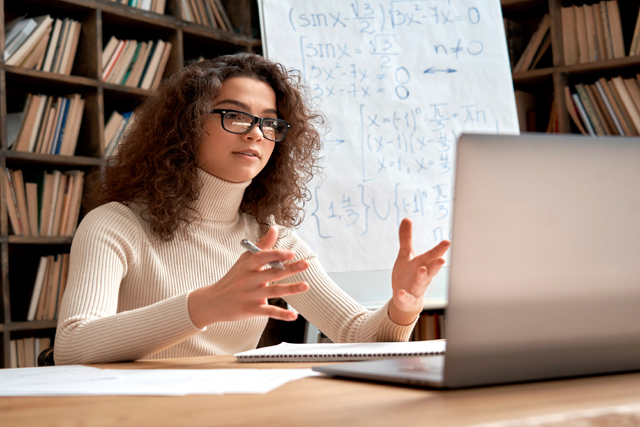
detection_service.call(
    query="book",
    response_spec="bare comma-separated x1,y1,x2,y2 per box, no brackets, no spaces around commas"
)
561,6,577,66
13,94,45,152
623,78,640,119
605,0,625,59
42,19,63,72
102,35,120,69
596,78,628,135
593,3,608,61
513,14,550,72
607,79,639,135
583,5,597,63
575,83,605,135
20,26,52,69
213,0,234,31
564,86,588,135
3,169,23,235
629,7,640,56
151,42,172,89
25,182,39,236
59,21,81,75
572,93,596,136
574,5,589,64
27,257,49,321
125,41,152,87
586,83,615,135
600,0,615,60
102,39,126,81
140,40,166,89
4,17,38,61
6,15,54,67
611,76,640,134
10,170,32,236
235,341,447,362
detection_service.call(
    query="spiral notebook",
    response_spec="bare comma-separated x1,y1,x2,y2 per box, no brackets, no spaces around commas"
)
234,340,446,362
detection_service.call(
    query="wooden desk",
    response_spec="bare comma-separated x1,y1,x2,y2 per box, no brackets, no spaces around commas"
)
2,356,640,427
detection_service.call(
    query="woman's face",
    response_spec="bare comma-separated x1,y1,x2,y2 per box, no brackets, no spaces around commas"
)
198,76,277,183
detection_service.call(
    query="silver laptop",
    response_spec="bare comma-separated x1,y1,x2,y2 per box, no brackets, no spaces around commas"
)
314,133,640,388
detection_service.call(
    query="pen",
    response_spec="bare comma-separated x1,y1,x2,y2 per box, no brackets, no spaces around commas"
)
240,239,286,270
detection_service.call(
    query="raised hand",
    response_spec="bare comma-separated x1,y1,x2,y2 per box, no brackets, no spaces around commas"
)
187,227,310,328
389,218,450,325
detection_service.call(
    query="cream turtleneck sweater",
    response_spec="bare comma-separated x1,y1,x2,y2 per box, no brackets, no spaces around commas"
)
54,170,415,365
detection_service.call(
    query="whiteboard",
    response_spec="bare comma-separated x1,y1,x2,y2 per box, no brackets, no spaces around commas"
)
259,0,519,307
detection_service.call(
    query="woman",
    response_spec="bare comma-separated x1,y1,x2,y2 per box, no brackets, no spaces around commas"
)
55,53,450,365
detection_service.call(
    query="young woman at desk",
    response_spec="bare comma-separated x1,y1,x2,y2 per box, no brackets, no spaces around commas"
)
54,53,450,365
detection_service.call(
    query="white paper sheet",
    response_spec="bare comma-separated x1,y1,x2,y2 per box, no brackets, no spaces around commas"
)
260,0,519,272
0,365,318,396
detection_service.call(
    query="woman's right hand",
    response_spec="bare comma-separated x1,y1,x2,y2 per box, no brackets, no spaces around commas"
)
187,226,310,329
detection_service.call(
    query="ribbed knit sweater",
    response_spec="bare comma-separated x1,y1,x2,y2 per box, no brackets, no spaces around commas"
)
54,169,414,365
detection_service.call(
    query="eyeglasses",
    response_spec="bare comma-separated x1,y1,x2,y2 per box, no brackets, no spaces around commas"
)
209,109,291,142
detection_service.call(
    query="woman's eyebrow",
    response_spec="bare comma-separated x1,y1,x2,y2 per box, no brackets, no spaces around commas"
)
213,99,278,115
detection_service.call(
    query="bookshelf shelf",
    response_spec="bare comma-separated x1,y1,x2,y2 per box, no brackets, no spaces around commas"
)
0,321,58,332
0,0,260,368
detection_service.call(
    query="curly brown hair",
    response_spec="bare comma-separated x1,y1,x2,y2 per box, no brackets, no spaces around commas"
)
85,53,324,241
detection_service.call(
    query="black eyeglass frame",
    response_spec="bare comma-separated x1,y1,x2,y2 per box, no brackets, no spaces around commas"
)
209,109,292,142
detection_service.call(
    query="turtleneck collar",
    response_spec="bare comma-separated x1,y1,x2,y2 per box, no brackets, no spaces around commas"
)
193,168,251,222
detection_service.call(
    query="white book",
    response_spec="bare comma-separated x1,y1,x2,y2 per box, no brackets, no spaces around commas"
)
6,15,54,67
41,19,63,72
235,341,447,363
27,257,49,321
4,18,37,60
140,0,153,10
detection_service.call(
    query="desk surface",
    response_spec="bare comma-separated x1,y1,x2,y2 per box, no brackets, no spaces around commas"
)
2,356,640,427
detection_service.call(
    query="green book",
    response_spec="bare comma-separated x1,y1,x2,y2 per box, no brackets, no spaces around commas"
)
122,43,142,85
574,83,605,136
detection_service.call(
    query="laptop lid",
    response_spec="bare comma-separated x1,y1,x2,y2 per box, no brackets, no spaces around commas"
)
443,133,640,388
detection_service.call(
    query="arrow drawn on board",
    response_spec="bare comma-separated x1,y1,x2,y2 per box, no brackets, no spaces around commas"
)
322,139,346,145
424,67,457,74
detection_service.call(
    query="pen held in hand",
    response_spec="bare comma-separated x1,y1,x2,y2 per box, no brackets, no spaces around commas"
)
240,239,286,270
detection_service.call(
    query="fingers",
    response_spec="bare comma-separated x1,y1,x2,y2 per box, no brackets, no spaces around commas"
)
416,239,450,265
258,281,309,300
397,218,414,257
261,305,299,321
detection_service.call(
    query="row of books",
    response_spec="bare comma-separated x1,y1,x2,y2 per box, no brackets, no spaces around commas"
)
178,0,234,31
27,254,70,322
3,169,85,237
8,93,85,156
566,76,640,137
104,111,134,157
9,337,51,368
106,0,166,14
102,36,172,90
4,15,81,75
561,1,625,66
410,312,445,341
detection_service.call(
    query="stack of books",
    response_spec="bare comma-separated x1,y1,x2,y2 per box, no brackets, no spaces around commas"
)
4,15,82,75
27,254,70,323
8,93,85,156
9,337,51,368
104,111,134,157
3,168,85,237
561,0,624,65
107,0,166,14
102,36,172,90
178,0,233,31
566,76,640,137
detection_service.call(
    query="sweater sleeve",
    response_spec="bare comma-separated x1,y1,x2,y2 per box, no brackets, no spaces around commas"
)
276,230,416,343
54,203,203,365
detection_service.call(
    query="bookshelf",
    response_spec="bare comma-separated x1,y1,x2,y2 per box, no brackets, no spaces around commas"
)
504,0,640,134
0,0,260,368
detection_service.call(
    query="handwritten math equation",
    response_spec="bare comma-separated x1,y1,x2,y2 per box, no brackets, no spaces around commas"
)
272,0,509,251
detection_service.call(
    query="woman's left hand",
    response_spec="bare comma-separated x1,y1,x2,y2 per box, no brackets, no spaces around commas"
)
389,218,451,325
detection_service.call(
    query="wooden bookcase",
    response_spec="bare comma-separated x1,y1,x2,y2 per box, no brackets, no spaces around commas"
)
503,0,640,133
0,0,260,368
